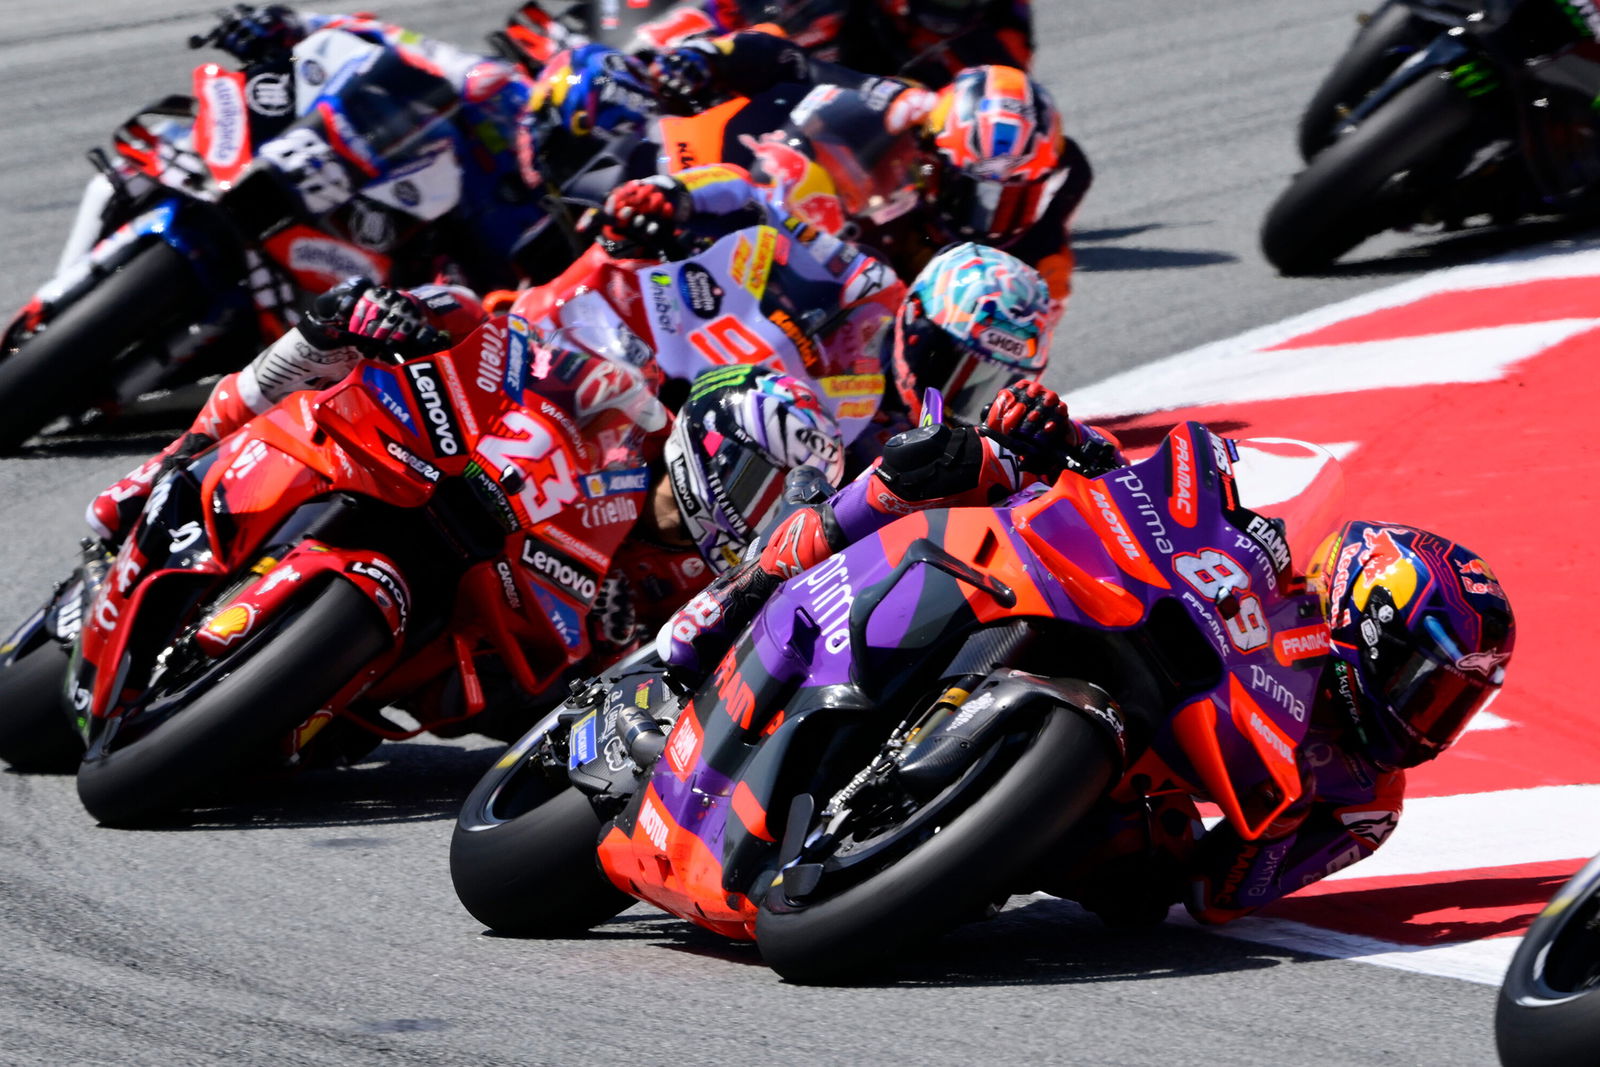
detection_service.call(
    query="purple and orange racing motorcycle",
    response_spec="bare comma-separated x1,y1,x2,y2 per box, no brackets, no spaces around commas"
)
450,417,1345,982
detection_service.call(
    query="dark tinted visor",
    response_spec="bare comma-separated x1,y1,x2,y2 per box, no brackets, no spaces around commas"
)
712,444,786,538
1382,647,1494,757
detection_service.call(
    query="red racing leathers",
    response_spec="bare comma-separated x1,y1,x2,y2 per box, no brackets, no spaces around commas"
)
88,281,709,675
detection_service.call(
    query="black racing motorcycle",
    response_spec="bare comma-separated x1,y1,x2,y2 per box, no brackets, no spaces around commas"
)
1496,850,1600,1066
1263,0,1600,274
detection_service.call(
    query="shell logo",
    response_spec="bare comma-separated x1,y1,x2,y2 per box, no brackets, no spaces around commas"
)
204,604,256,646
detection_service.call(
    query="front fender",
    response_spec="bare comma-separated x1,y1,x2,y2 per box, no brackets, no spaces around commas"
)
1347,31,1476,125
193,541,411,656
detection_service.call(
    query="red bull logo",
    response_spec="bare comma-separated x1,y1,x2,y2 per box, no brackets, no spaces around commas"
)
1352,527,1419,613
744,132,811,188
795,191,846,235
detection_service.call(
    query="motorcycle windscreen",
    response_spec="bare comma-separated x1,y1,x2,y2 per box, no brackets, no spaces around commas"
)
1230,438,1346,573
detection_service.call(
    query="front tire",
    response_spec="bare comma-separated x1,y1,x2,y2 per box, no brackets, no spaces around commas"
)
1296,2,1440,161
75,579,392,827
1495,853,1600,1066
0,241,202,452
754,706,1118,984
1262,71,1484,275
450,710,633,937
0,639,81,773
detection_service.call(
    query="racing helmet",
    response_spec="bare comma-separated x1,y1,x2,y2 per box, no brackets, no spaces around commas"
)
923,65,1067,246
784,86,929,232
517,44,656,187
890,242,1053,422
662,366,845,573
1307,521,1516,770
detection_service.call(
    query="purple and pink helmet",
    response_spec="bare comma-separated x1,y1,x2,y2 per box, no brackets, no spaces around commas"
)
663,365,845,574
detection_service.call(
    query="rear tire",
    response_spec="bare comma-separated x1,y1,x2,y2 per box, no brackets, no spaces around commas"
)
0,640,81,773
75,579,392,827
0,241,201,453
450,713,633,937
1495,853,1600,1066
754,706,1117,984
1262,72,1483,275
1297,2,1440,161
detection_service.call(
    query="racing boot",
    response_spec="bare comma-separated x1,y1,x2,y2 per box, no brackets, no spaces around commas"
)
85,429,219,543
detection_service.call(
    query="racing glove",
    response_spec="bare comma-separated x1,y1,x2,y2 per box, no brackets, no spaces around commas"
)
205,4,304,63
981,381,1120,477
646,41,720,112
299,278,447,358
597,176,693,259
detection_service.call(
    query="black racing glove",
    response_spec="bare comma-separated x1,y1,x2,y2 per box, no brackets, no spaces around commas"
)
200,4,305,63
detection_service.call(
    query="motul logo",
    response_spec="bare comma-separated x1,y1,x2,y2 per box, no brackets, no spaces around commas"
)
1089,485,1143,562
1247,710,1294,764
639,798,670,852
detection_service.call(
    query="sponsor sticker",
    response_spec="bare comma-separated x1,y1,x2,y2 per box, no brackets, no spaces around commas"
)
581,467,650,498
677,263,723,319
405,361,463,457
520,538,599,603
569,711,598,768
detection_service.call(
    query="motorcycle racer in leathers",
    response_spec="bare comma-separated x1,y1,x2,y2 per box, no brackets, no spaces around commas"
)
659,381,1518,928
645,32,1089,319
86,276,845,736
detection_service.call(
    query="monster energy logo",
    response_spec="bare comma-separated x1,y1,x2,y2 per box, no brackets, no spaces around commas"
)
1449,59,1500,98
687,364,759,400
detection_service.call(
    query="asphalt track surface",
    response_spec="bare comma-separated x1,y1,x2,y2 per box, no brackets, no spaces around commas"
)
0,3,1556,1064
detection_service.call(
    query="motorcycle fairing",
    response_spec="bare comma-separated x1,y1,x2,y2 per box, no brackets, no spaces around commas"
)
513,219,893,442
193,64,254,187
595,423,1337,930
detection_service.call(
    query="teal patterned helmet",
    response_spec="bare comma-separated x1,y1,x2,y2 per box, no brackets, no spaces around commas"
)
889,242,1054,421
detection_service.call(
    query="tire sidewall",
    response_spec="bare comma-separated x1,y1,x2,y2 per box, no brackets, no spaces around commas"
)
754,707,1118,982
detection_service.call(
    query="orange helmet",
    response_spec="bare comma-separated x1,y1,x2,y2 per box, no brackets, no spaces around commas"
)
924,65,1067,246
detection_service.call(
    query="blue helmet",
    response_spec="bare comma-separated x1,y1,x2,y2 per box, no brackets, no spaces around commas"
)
518,44,656,185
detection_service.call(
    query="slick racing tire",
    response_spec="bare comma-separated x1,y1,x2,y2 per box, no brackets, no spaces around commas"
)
754,705,1118,984
450,711,633,938
0,241,201,453
1495,852,1600,1067
1261,71,1482,275
1296,1,1440,162
76,579,392,827
0,639,82,773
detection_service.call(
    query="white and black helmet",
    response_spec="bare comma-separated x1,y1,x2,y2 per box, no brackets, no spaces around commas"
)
662,365,845,573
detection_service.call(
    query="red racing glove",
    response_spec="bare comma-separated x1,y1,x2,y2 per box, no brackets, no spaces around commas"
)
981,380,1079,471
598,176,692,258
